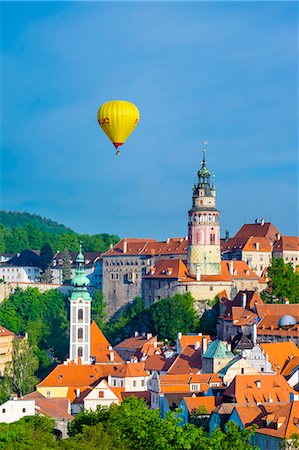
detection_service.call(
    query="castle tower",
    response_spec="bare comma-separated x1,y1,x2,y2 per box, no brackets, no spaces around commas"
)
69,244,92,364
187,145,221,277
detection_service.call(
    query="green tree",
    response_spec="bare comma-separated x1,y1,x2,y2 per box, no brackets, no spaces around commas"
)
261,258,299,303
61,248,72,282
4,227,29,253
0,338,38,399
40,244,54,283
91,290,106,329
283,433,299,449
26,224,43,249
149,293,199,343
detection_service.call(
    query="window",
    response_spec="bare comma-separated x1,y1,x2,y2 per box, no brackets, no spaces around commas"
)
210,234,215,245
113,379,116,387
190,384,199,391
78,309,83,322
210,286,213,291
2,408,5,413
141,380,145,387
22,408,26,413
110,273,119,280
46,391,50,398
133,380,137,387
78,347,83,358
78,328,83,341
98,391,104,398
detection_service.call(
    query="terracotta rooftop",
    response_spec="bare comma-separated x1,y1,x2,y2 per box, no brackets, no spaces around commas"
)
143,259,189,279
234,222,281,242
224,374,296,404
144,354,176,372
178,334,211,351
90,321,123,364
103,238,188,257
273,236,299,252
115,335,156,350
24,392,74,420
167,345,202,375
183,395,221,415
112,362,149,378
260,342,299,374
0,326,14,337
281,357,299,378
222,236,272,254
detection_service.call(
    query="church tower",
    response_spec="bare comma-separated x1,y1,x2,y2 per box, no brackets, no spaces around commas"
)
69,245,92,364
187,145,221,277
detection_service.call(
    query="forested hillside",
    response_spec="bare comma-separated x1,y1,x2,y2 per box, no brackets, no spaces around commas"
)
0,211,119,253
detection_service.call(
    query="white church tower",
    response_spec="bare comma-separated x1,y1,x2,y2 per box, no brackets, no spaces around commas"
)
69,244,91,364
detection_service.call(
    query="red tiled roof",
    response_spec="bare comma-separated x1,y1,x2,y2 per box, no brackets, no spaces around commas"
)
0,326,14,337
115,335,156,350
281,357,299,378
234,222,281,242
103,238,188,257
222,236,272,253
179,334,211,350
112,362,149,378
143,259,189,279
223,374,296,404
183,395,221,415
260,342,299,374
90,321,123,364
167,345,202,375
256,304,299,337
273,236,299,252
144,354,176,372
24,392,74,420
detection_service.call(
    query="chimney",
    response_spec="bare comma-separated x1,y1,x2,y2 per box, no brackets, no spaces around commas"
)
229,261,234,276
134,331,139,337
178,332,182,340
225,228,229,242
194,341,200,351
154,341,157,348
284,298,289,305
256,380,261,389
196,264,201,281
146,333,152,340
123,240,127,254
268,394,273,403
242,292,247,308
76,388,80,398
226,342,231,352
109,244,113,249
110,351,115,362
255,242,260,251
166,238,170,244
251,323,257,346
261,218,265,226
276,233,281,240
202,336,208,353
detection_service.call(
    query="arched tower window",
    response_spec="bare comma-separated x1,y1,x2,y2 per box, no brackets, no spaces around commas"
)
78,308,83,322
78,328,83,342
78,347,83,358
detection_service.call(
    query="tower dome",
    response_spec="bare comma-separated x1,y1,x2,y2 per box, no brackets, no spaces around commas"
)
278,315,297,329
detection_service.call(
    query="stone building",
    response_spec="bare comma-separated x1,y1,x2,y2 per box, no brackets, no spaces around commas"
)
102,237,188,316
0,326,15,376
142,152,264,308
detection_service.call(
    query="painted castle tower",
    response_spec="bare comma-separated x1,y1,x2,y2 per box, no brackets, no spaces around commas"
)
187,147,221,277
69,245,91,364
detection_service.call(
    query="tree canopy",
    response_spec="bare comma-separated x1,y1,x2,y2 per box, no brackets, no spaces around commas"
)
261,258,299,303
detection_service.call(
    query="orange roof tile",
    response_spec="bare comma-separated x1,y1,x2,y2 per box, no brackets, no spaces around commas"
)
273,236,299,252
179,334,211,350
256,402,299,439
261,342,299,374
224,374,296,404
90,321,123,364
103,238,188,257
234,222,281,242
167,345,202,375
281,357,299,378
144,354,176,372
112,362,149,378
143,259,189,279
0,326,14,337
183,396,220,415
222,236,272,253
189,374,222,385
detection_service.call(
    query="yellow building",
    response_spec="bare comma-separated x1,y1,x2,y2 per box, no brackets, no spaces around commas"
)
0,326,15,376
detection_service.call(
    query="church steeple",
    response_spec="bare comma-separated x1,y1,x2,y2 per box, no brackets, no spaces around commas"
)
187,143,221,277
69,244,91,364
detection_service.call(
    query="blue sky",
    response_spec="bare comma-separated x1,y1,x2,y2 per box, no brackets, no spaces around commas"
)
1,2,298,239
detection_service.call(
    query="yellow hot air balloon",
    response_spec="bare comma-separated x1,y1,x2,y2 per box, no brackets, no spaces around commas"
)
97,100,140,155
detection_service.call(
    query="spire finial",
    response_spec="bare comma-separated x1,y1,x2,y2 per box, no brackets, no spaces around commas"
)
202,141,208,165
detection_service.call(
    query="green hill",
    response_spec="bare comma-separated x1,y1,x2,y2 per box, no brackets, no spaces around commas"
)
0,211,119,253
0,211,74,235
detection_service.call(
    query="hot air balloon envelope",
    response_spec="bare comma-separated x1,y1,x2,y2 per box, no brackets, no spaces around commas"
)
97,100,140,151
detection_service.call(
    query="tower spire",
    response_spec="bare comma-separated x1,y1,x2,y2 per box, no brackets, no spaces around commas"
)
202,140,208,166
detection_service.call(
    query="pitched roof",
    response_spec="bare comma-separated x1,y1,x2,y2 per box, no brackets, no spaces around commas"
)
24,391,74,420
115,335,155,350
6,250,41,267
273,236,299,252
102,238,188,257
183,396,220,415
167,345,202,375
0,326,14,337
256,304,299,337
178,334,211,350
203,340,234,359
260,342,299,374
234,222,281,242
112,362,149,378
222,236,272,253
143,259,189,279
188,373,222,385
37,362,117,389
223,374,296,404
144,354,176,372
281,357,299,378
90,321,123,364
